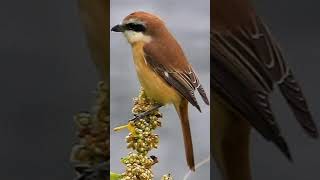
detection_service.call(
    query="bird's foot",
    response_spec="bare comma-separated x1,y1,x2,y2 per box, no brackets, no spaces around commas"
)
129,104,162,122
113,104,162,134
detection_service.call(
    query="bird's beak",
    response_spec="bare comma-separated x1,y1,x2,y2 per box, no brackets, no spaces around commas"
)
111,24,124,32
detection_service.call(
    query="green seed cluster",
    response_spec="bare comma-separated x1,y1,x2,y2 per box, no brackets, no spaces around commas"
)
126,119,160,154
161,174,173,180
120,153,155,180
126,90,161,155
119,89,173,180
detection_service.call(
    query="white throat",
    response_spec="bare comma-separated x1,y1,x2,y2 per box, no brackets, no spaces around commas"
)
123,30,151,44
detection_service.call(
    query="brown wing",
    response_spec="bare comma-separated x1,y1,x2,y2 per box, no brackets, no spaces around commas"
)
212,15,318,160
143,40,209,112
78,0,108,82
249,17,317,138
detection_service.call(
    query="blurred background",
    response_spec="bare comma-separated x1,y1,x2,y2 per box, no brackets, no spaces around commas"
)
0,1,98,179
110,0,210,179
3,0,319,180
213,0,320,180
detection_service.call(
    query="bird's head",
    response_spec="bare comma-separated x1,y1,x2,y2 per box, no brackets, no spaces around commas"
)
111,11,167,44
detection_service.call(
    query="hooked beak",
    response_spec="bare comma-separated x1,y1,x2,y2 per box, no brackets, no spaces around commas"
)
111,24,124,32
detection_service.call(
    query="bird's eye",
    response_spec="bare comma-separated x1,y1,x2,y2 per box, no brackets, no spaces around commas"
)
126,23,146,32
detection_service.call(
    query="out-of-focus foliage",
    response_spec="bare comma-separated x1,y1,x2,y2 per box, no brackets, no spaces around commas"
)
71,82,109,180
71,0,109,179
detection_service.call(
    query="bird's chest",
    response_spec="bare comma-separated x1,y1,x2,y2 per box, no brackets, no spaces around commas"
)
131,43,179,104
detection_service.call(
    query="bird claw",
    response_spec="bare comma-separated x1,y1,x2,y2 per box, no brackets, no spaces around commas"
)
129,104,163,122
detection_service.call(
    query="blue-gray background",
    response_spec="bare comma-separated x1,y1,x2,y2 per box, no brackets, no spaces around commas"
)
214,1,320,180
110,0,210,179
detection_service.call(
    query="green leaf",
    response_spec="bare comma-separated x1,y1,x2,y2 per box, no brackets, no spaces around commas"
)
110,172,122,180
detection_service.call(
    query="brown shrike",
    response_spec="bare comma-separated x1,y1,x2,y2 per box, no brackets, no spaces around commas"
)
211,0,318,180
111,11,209,171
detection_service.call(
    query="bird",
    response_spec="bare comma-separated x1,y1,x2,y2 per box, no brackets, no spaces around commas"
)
211,0,318,179
111,11,209,171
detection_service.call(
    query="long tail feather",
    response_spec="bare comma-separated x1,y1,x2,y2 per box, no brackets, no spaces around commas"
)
175,99,195,171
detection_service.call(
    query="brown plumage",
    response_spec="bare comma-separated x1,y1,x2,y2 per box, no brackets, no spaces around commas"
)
212,0,318,179
112,11,209,171
78,0,108,82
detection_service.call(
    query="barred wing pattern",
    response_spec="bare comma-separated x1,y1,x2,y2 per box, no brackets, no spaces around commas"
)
143,51,209,112
212,15,318,160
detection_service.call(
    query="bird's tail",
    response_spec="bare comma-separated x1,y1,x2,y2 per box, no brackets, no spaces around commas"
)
279,70,318,138
211,98,252,180
175,99,195,171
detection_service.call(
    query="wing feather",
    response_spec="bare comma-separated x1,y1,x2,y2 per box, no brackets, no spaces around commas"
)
212,14,318,160
143,43,209,111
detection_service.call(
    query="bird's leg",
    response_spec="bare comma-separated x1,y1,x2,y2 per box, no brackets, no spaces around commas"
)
113,103,162,132
130,104,163,122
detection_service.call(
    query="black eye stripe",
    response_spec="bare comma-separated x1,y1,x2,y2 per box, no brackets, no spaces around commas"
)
125,23,146,32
